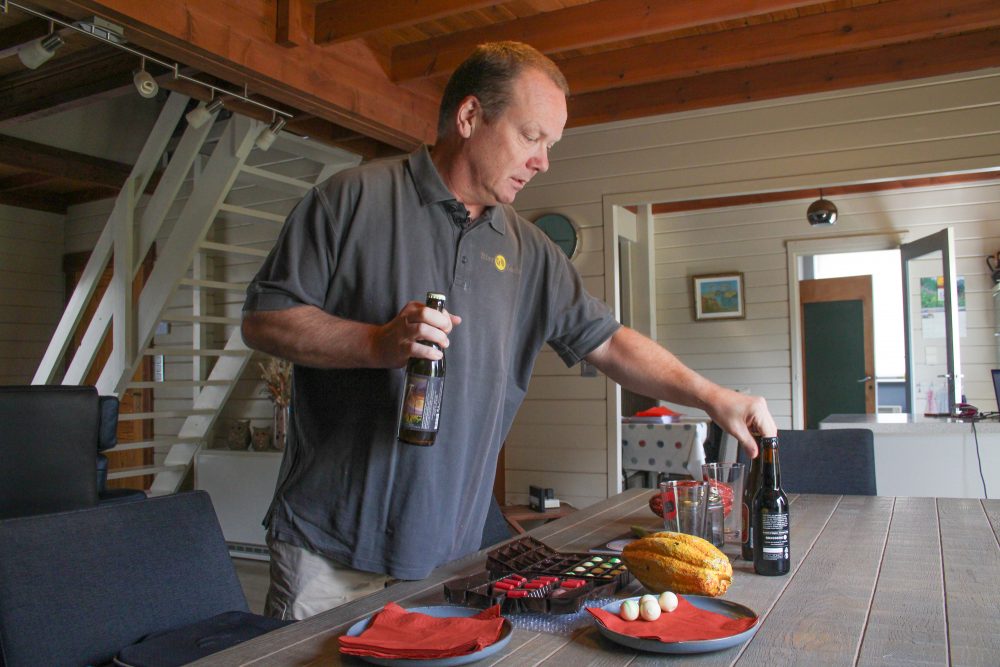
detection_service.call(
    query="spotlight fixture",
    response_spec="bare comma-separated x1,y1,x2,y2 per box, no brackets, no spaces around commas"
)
255,117,287,152
185,97,225,129
17,32,64,70
806,190,838,226
133,58,158,99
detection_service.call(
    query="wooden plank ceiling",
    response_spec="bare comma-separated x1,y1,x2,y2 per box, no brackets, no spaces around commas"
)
2,0,999,212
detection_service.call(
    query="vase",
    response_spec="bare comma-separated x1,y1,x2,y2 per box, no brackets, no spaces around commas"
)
273,404,289,451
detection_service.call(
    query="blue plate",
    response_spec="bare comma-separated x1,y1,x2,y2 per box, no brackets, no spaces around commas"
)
343,605,512,666
593,596,759,654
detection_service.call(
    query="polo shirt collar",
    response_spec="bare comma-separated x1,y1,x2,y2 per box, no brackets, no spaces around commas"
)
409,146,505,235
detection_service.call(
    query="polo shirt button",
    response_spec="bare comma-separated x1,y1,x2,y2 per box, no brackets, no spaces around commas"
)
461,256,468,263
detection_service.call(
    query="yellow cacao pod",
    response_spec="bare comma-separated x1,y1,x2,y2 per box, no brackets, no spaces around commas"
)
621,531,732,597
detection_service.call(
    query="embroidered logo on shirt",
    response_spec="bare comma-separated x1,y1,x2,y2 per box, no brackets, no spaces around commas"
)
494,255,507,272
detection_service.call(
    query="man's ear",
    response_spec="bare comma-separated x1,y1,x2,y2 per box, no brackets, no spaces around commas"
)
456,95,480,139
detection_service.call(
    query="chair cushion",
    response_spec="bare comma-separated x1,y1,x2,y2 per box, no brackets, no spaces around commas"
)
114,611,293,667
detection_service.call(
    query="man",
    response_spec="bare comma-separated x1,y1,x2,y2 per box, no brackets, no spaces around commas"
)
242,41,776,620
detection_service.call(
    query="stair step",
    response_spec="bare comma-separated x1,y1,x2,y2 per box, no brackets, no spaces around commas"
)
143,347,248,357
159,313,242,325
238,164,312,196
199,240,270,258
119,409,216,420
104,437,203,453
178,277,249,292
218,202,286,225
107,463,187,480
127,380,233,388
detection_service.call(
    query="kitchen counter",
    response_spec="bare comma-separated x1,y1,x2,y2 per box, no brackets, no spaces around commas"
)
820,413,1000,498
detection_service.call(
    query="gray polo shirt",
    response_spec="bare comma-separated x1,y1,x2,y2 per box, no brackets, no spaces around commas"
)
244,146,620,579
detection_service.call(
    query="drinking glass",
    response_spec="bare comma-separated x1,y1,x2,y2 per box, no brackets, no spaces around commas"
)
701,462,746,547
658,480,710,539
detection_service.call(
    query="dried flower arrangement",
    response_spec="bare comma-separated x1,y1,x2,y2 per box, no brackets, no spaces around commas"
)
259,357,292,407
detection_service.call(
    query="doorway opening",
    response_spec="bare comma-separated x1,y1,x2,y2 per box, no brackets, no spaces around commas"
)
803,249,906,417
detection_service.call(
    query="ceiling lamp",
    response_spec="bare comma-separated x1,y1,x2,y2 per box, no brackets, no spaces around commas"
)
185,96,225,129
255,117,287,152
133,58,158,98
806,190,838,226
17,31,64,69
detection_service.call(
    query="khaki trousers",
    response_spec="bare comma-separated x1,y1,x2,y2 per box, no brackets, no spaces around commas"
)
264,534,392,620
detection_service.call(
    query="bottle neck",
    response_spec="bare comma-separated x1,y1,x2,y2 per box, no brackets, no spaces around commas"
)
759,437,781,489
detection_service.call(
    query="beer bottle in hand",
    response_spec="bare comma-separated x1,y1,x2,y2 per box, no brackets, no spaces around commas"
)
398,292,447,446
752,435,790,575
741,441,762,561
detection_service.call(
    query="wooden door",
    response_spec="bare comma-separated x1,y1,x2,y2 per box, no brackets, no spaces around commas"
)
800,276,875,428
64,251,154,489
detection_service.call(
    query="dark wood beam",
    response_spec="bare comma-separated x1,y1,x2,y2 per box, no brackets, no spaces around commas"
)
391,0,828,82
568,28,1000,127
646,171,1000,214
0,189,70,213
0,48,138,125
314,0,495,45
0,134,132,188
0,172,56,192
559,0,1000,95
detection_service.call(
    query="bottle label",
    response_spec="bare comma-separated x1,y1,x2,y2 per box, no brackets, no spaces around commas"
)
759,509,790,561
400,374,444,432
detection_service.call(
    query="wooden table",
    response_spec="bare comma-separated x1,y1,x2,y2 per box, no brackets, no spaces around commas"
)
193,489,1000,666
500,503,577,534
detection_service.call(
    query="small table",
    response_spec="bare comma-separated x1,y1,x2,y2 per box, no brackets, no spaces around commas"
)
621,419,709,487
500,503,576,534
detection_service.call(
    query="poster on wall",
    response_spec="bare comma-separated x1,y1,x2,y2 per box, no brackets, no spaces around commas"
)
920,276,967,338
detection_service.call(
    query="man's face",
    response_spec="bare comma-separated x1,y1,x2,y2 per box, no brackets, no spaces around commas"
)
464,68,567,207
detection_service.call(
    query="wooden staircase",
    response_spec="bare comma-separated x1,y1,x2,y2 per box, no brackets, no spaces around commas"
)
34,93,360,494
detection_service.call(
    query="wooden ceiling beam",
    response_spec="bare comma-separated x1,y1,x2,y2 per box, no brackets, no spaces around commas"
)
313,0,495,45
0,134,132,188
0,48,138,125
568,28,1000,127
391,0,828,82
561,0,1000,95
0,190,70,213
34,0,439,149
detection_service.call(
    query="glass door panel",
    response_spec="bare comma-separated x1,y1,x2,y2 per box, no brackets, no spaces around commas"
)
900,228,961,415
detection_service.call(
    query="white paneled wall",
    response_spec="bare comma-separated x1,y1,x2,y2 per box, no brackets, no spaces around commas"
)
508,68,1000,509
0,205,65,384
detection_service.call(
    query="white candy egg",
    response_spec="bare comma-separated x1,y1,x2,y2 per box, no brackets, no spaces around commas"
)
619,599,639,621
639,594,657,606
639,597,662,621
658,591,679,612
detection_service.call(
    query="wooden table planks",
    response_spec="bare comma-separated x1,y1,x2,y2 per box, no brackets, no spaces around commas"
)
192,491,1000,666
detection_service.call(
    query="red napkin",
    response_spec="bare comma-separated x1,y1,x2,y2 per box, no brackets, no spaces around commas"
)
635,406,681,417
339,603,505,659
587,596,756,642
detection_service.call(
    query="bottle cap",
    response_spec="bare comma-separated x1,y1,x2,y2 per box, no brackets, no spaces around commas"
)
426,291,446,302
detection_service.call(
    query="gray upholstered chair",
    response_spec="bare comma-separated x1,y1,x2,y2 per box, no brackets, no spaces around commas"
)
0,490,290,667
738,428,876,495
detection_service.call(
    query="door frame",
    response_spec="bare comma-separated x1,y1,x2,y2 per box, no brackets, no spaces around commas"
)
800,275,876,424
786,232,906,428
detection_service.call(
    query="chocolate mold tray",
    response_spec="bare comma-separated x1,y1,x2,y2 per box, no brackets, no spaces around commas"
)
443,537,631,614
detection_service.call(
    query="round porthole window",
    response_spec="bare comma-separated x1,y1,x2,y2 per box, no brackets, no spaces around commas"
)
534,213,579,259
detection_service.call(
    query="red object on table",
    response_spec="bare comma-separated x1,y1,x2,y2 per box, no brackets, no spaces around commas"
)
634,406,681,417
587,596,756,642
339,603,504,659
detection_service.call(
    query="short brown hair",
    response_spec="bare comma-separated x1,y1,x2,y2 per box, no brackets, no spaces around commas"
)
436,41,569,139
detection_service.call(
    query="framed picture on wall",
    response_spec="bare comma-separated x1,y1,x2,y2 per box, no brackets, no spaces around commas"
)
692,272,745,320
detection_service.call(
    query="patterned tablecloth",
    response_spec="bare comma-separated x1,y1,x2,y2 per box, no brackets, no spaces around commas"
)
621,419,709,482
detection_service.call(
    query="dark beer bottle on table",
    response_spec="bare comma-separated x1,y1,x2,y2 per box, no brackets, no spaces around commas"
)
398,292,447,446
741,439,762,561
752,435,790,575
